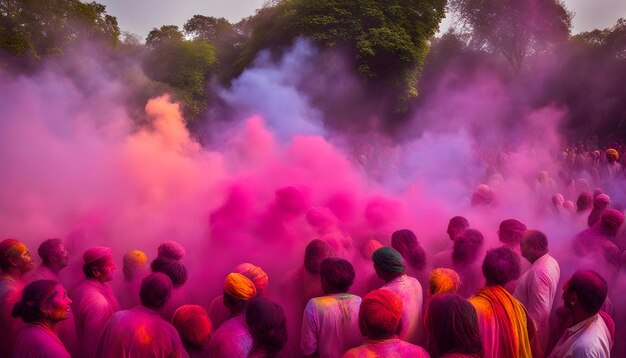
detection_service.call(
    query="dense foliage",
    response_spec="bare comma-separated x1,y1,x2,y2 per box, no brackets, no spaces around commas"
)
0,0,625,138
0,0,119,69
237,0,447,109
449,0,572,71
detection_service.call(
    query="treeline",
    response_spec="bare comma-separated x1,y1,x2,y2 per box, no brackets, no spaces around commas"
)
1,0,625,139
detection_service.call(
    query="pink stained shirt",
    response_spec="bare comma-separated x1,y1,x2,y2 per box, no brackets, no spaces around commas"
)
380,274,423,344
13,323,71,358
342,338,430,358
95,305,188,358
0,274,25,357
72,279,120,358
206,313,253,358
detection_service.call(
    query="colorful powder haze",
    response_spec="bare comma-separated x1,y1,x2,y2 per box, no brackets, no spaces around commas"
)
0,37,622,312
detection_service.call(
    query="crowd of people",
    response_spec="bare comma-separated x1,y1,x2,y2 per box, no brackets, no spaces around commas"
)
1,148,625,358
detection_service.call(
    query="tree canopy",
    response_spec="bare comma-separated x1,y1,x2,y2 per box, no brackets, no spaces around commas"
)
449,0,572,71
143,25,217,120
0,0,120,69
236,0,447,109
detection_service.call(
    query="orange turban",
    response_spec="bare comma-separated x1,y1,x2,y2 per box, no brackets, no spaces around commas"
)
606,148,619,160
360,239,383,260
233,263,268,294
224,273,257,300
429,268,461,296
359,289,403,337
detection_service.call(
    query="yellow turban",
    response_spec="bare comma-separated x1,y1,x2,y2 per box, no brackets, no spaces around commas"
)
429,268,461,296
224,273,257,300
606,148,619,160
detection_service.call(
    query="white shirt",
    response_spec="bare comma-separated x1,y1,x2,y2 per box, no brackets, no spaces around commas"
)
513,253,560,329
548,314,612,358
301,293,362,358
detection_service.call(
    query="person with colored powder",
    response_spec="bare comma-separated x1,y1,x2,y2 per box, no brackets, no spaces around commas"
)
391,229,428,284
246,297,288,357
206,272,257,357
548,270,613,357
574,191,594,228
604,148,622,179
572,209,624,281
301,257,362,357
28,238,69,282
72,246,120,358
351,239,384,296
278,239,334,357
150,241,188,320
498,219,527,253
342,289,429,357
11,280,72,358
0,238,34,357
497,219,529,291
372,246,423,344
469,247,534,358
95,272,188,357
587,193,611,227
425,294,483,358
117,249,149,310
29,239,77,355
431,216,470,270
208,262,268,329
452,229,485,298
513,230,560,352
172,305,213,357
151,258,188,321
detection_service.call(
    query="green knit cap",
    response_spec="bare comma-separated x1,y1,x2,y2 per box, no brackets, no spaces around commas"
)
372,247,405,274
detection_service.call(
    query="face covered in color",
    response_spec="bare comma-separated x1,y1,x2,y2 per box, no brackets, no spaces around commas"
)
97,255,116,283
43,284,72,322
54,244,70,268
14,243,35,273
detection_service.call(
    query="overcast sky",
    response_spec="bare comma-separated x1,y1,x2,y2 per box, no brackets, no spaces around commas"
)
97,0,626,40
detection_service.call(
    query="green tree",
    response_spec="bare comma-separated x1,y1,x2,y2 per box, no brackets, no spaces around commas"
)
0,0,119,68
183,15,253,81
236,0,447,110
449,0,572,71
143,25,217,120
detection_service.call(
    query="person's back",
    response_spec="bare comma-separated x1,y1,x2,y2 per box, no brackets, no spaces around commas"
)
469,286,532,358
343,289,429,358
469,247,533,358
208,313,253,357
343,339,429,357
206,272,257,357
302,258,362,357
96,272,186,358
96,305,186,358
302,293,362,357
372,247,424,343
381,273,423,343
